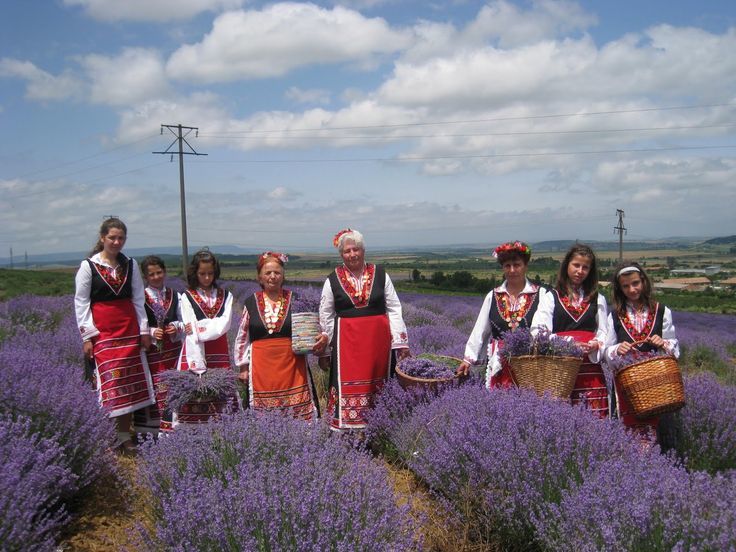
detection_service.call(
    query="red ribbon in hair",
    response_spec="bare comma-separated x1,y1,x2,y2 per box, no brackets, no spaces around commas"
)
332,228,353,248
257,251,288,271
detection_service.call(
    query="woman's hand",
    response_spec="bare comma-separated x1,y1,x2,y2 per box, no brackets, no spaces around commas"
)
238,368,249,383
456,361,471,376
153,327,165,340
312,333,329,354
164,324,178,336
184,322,193,335
646,335,666,349
396,348,411,361
616,342,634,356
581,340,600,354
83,340,94,360
140,334,152,350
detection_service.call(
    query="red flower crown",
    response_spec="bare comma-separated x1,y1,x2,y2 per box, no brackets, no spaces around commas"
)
492,241,531,258
333,228,353,248
257,251,288,271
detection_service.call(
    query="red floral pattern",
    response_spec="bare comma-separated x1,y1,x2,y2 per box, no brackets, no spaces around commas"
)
335,264,375,308
188,288,226,319
620,303,659,342
557,290,591,322
255,290,291,334
495,290,536,330
92,259,128,294
145,287,173,313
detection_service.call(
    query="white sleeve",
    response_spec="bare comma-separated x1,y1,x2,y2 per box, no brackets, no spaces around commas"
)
74,260,99,341
385,273,409,349
192,291,233,342
531,288,554,334
590,294,612,363
233,305,252,368
319,278,335,344
603,312,620,362
179,292,207,372
662,307,680,358
130,259,149,334
463,292,493,365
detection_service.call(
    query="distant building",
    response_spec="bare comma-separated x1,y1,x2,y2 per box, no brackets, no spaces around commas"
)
656,277,711,292
669,265,722,276
721,277,736,289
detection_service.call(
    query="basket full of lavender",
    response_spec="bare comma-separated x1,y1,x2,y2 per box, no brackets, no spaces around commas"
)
500,327,584,399
396,353,463,390
159,369,238,411
290,290,322,355
608,346,684,418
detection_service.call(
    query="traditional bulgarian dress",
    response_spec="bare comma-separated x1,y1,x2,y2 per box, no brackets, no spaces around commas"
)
532,288,612,418
133,286,183,434
463,280,546,388
74,253,155,417
174,286,236,427
319,264,409,431
233,290,319,420
604,302,679,437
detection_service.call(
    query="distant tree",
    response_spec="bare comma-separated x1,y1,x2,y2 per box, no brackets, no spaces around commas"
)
449,271,476,289
411,268,421,282
430,271,446,286
666,256,676,269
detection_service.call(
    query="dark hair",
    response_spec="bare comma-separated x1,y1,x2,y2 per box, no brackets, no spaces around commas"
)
555,243,599,299
89,217,127,256
187,249,220,289
497,250,530,266
141,255,166,277
611,261,655,317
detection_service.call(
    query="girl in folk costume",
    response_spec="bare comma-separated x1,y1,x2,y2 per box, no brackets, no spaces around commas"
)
604,262,679,439
133,256,184,435
458,241,547,388
233,252,326,420
318,229,410,431
74,218,155,451
531,243,612,418
175,249,237,426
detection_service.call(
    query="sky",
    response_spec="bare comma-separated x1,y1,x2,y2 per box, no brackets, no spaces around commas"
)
2,0,736,257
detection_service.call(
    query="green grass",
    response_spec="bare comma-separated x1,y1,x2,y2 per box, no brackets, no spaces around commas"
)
0,268,75,300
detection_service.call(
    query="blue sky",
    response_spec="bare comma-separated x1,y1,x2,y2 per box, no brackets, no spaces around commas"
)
2,0,736,256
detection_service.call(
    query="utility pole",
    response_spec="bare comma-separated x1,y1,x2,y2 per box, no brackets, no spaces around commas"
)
614,209,626,263
153,124,207,276
24,251,28,270
9,247,13,269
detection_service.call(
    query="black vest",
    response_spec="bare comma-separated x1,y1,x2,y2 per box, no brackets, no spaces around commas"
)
552,289,598,332
88,254,132,303
244,292,293,341
611,303,665,353
184,288,229,320
144,288,180,327
488,289,541,339
328,265,387,318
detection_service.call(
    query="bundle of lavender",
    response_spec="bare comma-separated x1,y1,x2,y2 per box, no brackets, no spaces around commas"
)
500,327,584,360
160,369,238,411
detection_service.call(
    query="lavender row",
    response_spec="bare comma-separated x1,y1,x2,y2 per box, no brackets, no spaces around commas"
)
138,411,418,550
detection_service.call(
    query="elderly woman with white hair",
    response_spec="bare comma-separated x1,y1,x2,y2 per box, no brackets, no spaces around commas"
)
318,228,410,431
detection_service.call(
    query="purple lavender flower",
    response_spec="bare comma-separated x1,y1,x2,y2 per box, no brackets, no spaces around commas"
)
159,368,239,411
398,356,456,380
290,286,322,313
500,326,584,360
607,349,675,375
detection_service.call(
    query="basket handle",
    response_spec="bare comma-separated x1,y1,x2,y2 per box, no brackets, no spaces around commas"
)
630,339,666,352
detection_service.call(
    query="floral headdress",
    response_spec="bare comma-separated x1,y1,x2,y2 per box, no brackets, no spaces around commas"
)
492,241,531,259
257,251,289,271
333,228,353,248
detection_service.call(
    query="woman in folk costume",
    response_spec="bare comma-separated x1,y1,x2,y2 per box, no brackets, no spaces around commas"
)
233,252,326,420
133,256,183,435
175,249,237,426
457,241,547,388
74,217,154,451
604,262,680,439
531,243,613,418
318,229,410,431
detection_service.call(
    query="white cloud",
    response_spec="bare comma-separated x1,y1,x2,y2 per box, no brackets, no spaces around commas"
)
166,3,412,82
80,48,171,106
62,0,246,22
0,58,82,101
285,86,331,105
267,186,292,199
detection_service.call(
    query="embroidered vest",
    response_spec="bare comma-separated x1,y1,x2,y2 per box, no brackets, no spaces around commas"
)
328,264,387,318
552,289,598,332
612,303,664,352
489,289,541,339
88,254,132,303
244,291,293,341
184,288,228,320
144,288,179,327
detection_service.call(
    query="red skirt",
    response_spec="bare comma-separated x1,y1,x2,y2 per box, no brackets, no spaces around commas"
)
250,337,317,421
614,385,659,442
488,340,515,389
91,300,154,417
327,314,391,430
175,334,237,426
134,334,181,433
558,330,609,419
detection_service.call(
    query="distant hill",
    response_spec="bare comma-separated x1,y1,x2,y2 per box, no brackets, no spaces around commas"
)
703,235,736,245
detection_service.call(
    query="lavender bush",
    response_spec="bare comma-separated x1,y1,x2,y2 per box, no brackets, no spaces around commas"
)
398,355,456,380
0,417,77,551
290,286,322,313
500,326,584,359
139,411,418,551
159,368,239,411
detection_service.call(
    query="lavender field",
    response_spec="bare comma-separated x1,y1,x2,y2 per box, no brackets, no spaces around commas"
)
1,282,735,550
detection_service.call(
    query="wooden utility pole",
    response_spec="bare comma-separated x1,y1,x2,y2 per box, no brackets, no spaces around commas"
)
153,124,207,276
614,209,626,263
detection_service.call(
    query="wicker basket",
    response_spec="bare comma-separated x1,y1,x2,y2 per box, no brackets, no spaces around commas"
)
615,356,684,418
509,355,581,399
396,355,463,391
291,312,321,355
